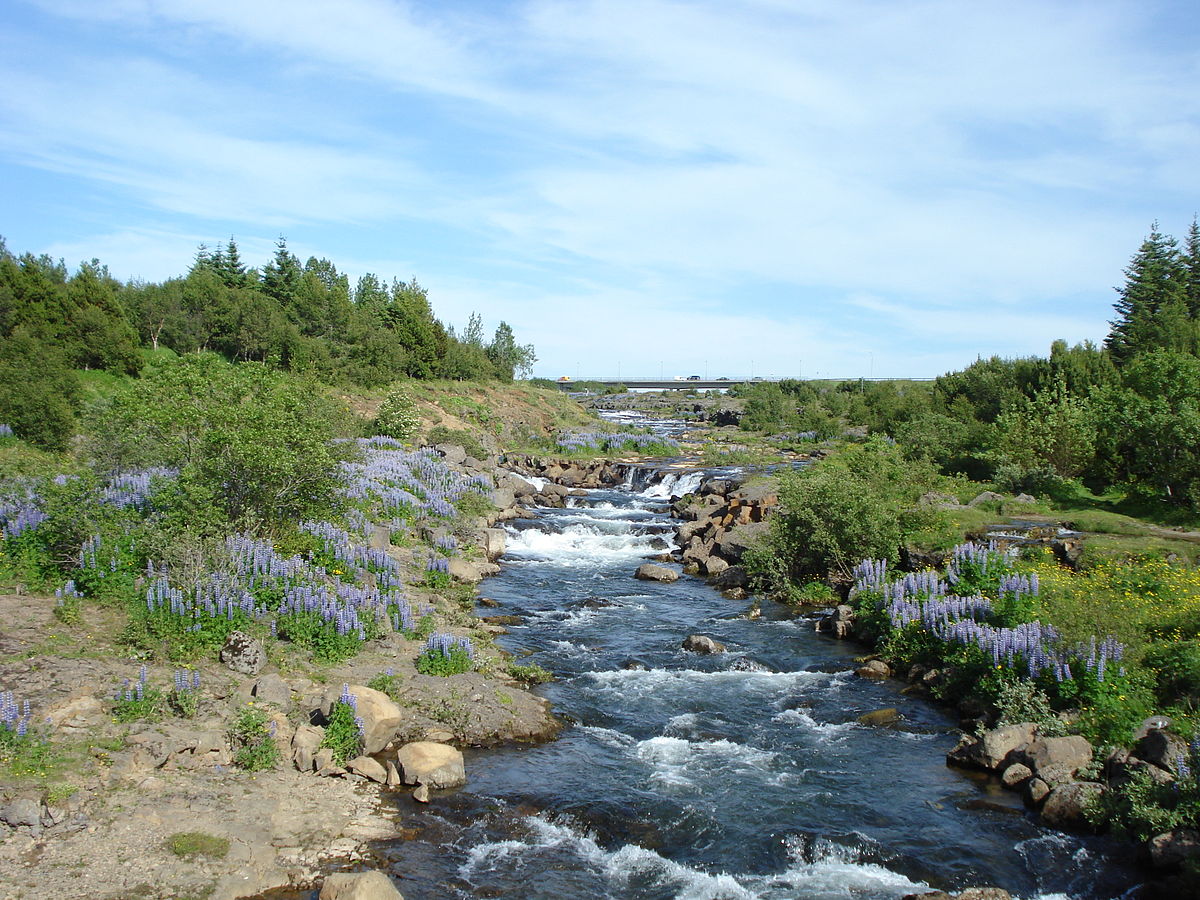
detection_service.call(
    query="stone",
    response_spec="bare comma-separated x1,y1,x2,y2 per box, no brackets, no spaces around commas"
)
1040,782,1104,830
635,563,679,583
385,760,402,788
856,659,891,679
483,528,507,561
322,685,404,755
681,634,725,654
434,443,467,465
368,524,391,551
857,708,900,727
292,724,324,772
902,893,953,900
1148,828,1200,870
703,556,730,577
967,491,1006,507
252,673,292,709
42,693,106,733
816,605,855,639
320,870,405,900
1001,763,1033,788
219,630,265,675
2,798,42,828
1134,729,1189,775
957,890,1012,900
1024,777,1050,806
714,521,770,562
396,741,466,789
947,723,1036,772
413,784,431,803
347,756,389,784
712,566,749,589
1014,735,1093,779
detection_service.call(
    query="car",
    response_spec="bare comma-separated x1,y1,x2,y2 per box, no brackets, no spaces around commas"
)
715,377,729,381
687,375,701,380
557,376,571,382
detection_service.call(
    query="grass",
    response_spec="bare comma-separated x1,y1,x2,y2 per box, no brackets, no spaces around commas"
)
167,832,230,860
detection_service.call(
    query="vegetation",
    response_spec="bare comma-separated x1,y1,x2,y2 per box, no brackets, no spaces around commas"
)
320,685,364,765
228,705,280,772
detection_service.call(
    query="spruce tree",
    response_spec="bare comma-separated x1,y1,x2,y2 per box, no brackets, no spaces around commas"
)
1106,222,1188,363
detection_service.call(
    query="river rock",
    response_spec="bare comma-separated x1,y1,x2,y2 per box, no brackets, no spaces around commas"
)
1148,828,1200,869
714,522,770,562
703,556,730,577
1024,777,1050,806
320,870,405,900
1040,782,1104,830
712,565,749,590
957,890,1013,900
1001,763,1033,788
1013,735,1093,780
321,685,404,754
857,708,900,727
396,741,466,789
947,723,1035,772
817,605,855,639
219,630,265,675
635,563,679,583
856,659,891,679
483,528,507,561
347,756,389,784
681,634,725,654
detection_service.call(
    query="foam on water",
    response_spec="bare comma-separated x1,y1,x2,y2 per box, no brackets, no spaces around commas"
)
505,522,664,565
634,735,780,789
458,814,931,900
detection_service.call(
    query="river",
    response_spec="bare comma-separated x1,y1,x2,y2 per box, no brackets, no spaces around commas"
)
376,458,1142,899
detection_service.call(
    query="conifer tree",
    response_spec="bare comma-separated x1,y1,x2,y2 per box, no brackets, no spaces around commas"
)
1106,222,1188,363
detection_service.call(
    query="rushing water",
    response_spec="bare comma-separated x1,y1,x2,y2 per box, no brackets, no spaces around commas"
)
375,469,1142,900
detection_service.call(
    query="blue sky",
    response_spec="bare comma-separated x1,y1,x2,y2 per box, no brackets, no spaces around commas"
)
1,0,1198,379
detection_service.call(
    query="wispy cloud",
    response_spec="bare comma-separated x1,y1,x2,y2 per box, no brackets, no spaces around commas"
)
3,0,1197,376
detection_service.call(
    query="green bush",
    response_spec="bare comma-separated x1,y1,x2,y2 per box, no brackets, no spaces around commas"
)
320,688,364,764
228,705,280,771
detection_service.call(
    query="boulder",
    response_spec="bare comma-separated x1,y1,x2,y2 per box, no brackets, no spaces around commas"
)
434,443,467,465
712,565,749,590
816,605,855,639
1013,735,1093,780
703,556,730,577
1148,828,1200,870
681,634,725,654
967,491,1006,507
347,756,389,784
1,798,42,828
1134,729,1189,775
321,685,404,755
635,563,679,583
856,659,891,680
219,630,265,675
714,522,770,562
1040,782,1104,830
957,891,1013,900
252,673,292,710
947,723,1036,772
368,524,391,551
482,528,507,561
320,870,405,900
292,724,325,772
396,741,466,789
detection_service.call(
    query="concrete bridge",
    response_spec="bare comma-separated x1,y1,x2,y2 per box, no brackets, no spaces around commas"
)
556,378,761,390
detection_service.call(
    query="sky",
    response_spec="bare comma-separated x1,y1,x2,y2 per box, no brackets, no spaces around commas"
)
1,0,1198,380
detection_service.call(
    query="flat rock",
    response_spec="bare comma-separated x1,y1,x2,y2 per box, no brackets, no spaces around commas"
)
252,673,292,709
320,870,405,899
857,708,901,727
635,563,679,583
396,741,466,789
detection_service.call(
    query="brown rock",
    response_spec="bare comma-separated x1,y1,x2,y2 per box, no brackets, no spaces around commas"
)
347,756,389,784
321,685,404,754
1040,782,1104,830
681,634,726,654
635,563,680,583
320,870,405,900
1148,828,1200,870
396,741,466,789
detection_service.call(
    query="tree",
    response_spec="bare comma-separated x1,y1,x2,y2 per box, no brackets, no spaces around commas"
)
991,379,1095,479
1106,223,1190,363
0,328,79,452
486,321,536,380
261,237,301,308
1093,350,1200,507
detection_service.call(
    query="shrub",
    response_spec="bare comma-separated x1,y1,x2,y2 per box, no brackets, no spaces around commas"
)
320,685,364,764
506,662,553,685
374,389,421,442
228,705,280,771
366,669,404,702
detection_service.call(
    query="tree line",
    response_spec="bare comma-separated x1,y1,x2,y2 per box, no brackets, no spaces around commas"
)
732,218,1200,512
0,236,536,451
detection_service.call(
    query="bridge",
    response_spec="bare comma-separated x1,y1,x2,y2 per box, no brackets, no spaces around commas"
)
552,376,932,390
